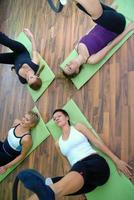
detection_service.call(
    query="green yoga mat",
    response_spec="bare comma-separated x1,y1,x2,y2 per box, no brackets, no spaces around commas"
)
0,107,50,182
60,33,134,90
16,32,55,102
46,99,134,200
115,0,134,23
60,29,134,89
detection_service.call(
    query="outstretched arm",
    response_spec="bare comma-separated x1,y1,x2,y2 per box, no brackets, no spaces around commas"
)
75,123,133,180
87,22,134,64
23,28,39,64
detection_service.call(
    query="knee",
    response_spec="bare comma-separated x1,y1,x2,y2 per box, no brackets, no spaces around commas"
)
49,183,64,198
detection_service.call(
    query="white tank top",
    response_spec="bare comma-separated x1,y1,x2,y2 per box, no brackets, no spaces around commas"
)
7,125,30,151
59,126,96,166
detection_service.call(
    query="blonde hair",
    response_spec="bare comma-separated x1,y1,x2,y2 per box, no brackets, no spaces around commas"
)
28,111,39,126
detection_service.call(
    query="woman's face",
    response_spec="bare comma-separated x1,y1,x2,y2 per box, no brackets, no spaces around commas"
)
63,60,79,76
27,75,38,85
21,114,34,128
53,111,69,127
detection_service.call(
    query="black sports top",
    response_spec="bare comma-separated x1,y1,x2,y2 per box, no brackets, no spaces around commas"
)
14,50,39,84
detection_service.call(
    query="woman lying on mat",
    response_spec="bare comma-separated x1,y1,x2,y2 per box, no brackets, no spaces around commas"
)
63,0,134,77
15,109,133,200
0,29,43,90
0,111,39,174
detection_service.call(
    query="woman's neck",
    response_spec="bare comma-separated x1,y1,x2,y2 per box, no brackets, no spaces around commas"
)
15,124,30,137
19,124,30,132
25,70,34,80
61,124,71,136
77,54,87,66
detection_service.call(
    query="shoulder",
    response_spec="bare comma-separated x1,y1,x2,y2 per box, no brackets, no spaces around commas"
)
75,122,86,130
21,134,32,145
74,122,90,137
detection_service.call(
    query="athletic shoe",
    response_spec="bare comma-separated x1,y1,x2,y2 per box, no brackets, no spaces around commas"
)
60,0,68,5
18,169,55,200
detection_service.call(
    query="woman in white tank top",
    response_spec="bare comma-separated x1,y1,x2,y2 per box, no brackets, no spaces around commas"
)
0,111,39,174
16,109,133,200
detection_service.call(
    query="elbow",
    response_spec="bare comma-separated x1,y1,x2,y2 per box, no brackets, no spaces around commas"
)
94,140,103,149
18,154,26,161
88,56,99,64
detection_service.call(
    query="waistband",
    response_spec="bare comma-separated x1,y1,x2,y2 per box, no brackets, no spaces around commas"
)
2,144,13,157
79,153,99,162
3,140,21,158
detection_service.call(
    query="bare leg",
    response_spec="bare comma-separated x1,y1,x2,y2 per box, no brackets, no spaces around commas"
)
26,171,84,199
49,171,84,198
87,22,134,64
0,52,15,64
0,32,26,53
74,0,103,19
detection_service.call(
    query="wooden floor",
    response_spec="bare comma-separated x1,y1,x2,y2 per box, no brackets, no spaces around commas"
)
0,0,134,199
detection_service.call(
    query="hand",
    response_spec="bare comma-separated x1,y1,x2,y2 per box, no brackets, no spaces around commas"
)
115,159,133,179
0,166,7,174
23,28,33,38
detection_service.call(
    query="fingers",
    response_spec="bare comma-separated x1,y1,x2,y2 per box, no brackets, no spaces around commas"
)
121,166,132,179
24,28,30,31
24,28,29,32
124,168,132,178
23,28,32,35
117,161,133,179
126,163,133,170
125,163,133,177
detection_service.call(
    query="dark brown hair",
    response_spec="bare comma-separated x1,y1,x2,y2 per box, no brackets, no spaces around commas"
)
29,77,42,90
63,70,78,79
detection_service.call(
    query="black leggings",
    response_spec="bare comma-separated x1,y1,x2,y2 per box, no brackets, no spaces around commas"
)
0,141,13,166
76,2,126,34
0,32,27,65
0,141,20,166
51,154,110,195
